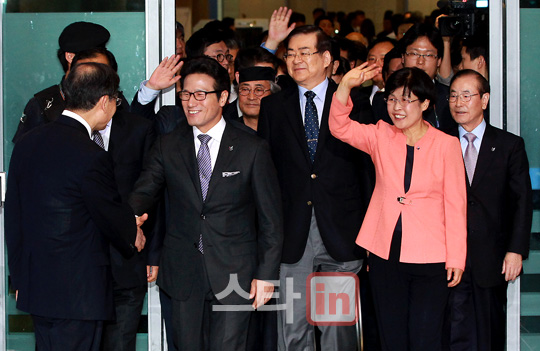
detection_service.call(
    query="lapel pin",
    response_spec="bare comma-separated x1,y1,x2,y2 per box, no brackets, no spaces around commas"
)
229,146,234,151
491,147,496,152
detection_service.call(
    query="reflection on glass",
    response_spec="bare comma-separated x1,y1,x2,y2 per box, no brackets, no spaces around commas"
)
5,0,145,12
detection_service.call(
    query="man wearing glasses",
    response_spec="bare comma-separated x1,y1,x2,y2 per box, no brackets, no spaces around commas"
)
445,69,532,351
129,57,283,351
372,23,456,131
234,66,279,131
258,25,373,351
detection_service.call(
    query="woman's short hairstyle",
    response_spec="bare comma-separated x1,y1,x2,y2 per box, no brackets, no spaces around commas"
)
384,67,436,110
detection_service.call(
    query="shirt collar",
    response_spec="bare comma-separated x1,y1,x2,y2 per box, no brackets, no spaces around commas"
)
63,109,92,138
458,118,486,141
298,78,329,101
193,116,226,143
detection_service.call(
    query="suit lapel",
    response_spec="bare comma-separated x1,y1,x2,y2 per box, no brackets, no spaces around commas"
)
177,125,202,201
206,122,237,202
314,80,336,163
471,124,497,188
283,87,311,165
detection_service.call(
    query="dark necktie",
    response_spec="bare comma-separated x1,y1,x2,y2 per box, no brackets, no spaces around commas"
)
304,91,319,163
92,130,105,149
197,134,212,253
463,133,478,184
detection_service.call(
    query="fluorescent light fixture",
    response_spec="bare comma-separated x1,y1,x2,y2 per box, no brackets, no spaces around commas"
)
476,0,488,8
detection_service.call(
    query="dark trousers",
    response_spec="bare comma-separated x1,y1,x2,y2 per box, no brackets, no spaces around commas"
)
160,288,178,351
170,256,252,351
369,254,449,351
446,267,507,351
101,284,147,351
32,315,103,351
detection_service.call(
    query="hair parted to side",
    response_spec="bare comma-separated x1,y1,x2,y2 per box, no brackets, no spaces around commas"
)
179,56,230,96
450,69,490,96
284,25,331,56
64,62,119,111
384,67,436,110
400,23,443,58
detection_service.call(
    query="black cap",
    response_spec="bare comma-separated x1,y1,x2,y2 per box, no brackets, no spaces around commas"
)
239,67,276,83
58,22,110,53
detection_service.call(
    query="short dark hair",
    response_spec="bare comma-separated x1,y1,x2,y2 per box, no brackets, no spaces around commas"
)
382,47,402,79
367,37,396,54
462,36,488,66
71,47,118,72
337,38,367,64
234,47,279,73
64,62,119,111
384,67,436,110
314,15,334,28
450,69,490,96
289,12,306,26
284,25,331,56
401,23,443,58
185,28,225,58
179,57,230,96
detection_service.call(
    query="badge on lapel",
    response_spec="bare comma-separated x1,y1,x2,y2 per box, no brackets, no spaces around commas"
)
229,146,234,151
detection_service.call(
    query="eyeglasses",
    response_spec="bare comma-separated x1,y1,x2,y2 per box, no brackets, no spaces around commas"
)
384,97,420,105
238,86,271,97
448,93,479,103
283,51,320,61
178,90,220,101
207,53,233,63
116,97,122,107
404,52,438,61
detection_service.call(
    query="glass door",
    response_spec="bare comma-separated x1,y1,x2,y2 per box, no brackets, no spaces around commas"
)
0,1,161,350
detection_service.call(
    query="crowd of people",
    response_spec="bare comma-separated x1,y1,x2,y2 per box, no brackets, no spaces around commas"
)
3,4,533,351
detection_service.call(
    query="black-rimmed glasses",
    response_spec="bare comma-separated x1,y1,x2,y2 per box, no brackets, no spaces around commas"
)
179,90,220,101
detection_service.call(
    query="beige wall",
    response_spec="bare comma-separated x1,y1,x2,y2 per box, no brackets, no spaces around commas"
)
192,0,438,33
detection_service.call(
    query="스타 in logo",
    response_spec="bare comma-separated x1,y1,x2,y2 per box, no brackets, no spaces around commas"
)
306,272,359,326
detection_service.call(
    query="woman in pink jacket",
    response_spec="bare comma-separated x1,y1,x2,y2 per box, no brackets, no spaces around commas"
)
329,65,467,351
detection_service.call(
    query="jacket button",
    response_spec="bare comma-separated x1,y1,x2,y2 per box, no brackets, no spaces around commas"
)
200,214,206,219
307,201,313,206
311,174,317,179
468,201,475,206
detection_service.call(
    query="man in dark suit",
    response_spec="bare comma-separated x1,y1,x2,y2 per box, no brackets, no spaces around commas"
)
68,49,158,351
12,21,111,143
5,62,146,351
258,25,373,351
446,70,532,351
129,57,283,351
372,23,456,131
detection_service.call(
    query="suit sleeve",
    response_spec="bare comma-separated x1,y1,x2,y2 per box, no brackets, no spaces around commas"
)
82,151,137,258
251,140,284,281
5,145,24,290
129,136,167,215
443,137,468,271
506,137,533,258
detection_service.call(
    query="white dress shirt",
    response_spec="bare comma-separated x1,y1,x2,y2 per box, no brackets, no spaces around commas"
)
193,117,226,170
298,79,329,126
458,119,486,157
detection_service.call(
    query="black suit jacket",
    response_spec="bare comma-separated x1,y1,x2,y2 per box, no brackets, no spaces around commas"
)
108,111,157,288
372,81,457,131
258,79,374,264
450,123,532,288
5,115,137,320
129,120,283,305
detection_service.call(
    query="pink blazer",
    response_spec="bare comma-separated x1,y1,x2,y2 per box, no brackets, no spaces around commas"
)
329,96,467,270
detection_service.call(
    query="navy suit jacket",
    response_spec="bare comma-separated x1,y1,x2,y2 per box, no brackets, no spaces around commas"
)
258,79,374,264
5,115,137,320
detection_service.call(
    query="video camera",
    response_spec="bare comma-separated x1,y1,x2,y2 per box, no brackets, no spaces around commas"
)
437,0,488,37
